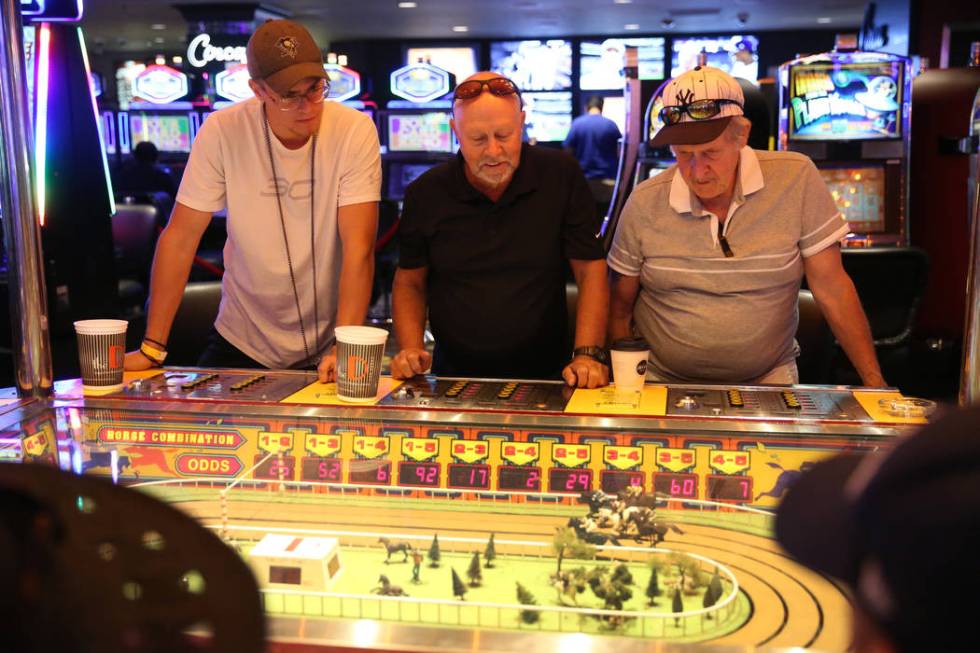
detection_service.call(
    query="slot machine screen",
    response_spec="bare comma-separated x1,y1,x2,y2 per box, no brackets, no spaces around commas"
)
491,40,572,91
670,35,759,82
406,46,477,84
387,112,453,153
524,92,572,142
601,95,626,136
580,37,665,90
23,26,35,120
788,61,904,141
386,161,437,201
818,165,886,233
129,113,192,153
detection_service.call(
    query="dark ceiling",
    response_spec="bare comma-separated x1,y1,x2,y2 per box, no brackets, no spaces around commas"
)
80,0,866,53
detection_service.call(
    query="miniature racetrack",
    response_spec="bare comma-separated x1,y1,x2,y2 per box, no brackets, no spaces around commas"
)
165,495,852,651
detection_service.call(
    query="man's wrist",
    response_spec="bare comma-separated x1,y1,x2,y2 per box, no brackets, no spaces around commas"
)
572,345,609,365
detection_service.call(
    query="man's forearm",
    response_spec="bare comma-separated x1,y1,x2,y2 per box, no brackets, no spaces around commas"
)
572,260,609,348
336,251,374,328
819,283,884,385
392,274,427,350
144,228,202,344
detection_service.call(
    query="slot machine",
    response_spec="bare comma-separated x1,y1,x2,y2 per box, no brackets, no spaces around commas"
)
779,49,912,247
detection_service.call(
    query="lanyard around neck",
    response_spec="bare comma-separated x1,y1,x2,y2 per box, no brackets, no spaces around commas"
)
262,105,321,366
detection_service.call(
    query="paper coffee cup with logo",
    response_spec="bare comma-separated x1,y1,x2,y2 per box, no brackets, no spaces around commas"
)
610,336,650,394
74,319,128,394
335,326,388,402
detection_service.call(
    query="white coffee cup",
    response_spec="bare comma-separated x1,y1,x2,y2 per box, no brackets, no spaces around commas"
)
74,319,128,394
335,326,388,402
610,337,650,394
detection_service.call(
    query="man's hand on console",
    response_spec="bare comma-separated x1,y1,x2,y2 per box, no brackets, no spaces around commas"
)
562,355,609,389
318,346,338,384
124,350,157,371
391,348,432,379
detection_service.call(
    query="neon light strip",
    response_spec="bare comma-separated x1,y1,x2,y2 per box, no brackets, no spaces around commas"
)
77,27,114,214
34,24,50,226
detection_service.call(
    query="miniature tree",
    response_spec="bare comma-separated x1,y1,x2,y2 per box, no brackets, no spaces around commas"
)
701,584,718,619
552,526,596,573
708,569,724,605
672,588,684,626
467,551,483,586
645,567,662,606
484,533,497,568
428,533,441,568
516,581,540,624
611,563,633,586
451,568,467,600
594,574,633,612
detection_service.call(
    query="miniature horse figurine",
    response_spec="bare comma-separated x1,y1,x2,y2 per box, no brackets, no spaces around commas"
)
379,537,412,563
373,574,409,596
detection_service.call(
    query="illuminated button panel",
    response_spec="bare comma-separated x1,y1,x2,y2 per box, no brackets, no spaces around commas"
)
666,387,869,420
123,371,314,402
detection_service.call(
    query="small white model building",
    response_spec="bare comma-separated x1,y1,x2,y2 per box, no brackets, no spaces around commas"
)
248,534,342,591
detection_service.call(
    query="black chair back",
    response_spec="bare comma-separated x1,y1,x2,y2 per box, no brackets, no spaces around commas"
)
841,247,929,347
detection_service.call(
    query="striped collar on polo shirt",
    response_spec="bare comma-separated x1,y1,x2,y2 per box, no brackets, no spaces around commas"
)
669,146,765,216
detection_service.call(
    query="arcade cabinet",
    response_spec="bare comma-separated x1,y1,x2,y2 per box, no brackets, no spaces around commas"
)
779,50,913,247
20,2,118,326
375,62,457,317
908,57,980,343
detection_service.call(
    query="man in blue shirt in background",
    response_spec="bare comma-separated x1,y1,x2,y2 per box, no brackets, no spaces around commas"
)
564,95,622,221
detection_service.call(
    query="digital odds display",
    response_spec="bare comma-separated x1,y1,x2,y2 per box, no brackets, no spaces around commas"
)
789,61,904,141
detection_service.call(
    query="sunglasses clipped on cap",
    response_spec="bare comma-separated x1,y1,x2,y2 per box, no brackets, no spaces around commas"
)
659,98,743,125
453,76,521,102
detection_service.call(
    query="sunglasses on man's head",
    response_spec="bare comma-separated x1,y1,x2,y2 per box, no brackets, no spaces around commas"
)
452,77,521,103
659,98,743,125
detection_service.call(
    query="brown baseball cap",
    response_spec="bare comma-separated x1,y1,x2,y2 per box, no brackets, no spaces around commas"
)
246,19,326,95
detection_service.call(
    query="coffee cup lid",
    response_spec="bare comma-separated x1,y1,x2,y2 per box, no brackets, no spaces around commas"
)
611,337,649,352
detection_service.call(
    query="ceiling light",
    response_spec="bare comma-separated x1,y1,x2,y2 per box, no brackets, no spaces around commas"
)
624,23,640,30
452,25,469,32
397,1,417,7
613,0,633,4
172,55,183,64
817,16,832,24
154,55,165,65
154,36,165,44
150,23,166,30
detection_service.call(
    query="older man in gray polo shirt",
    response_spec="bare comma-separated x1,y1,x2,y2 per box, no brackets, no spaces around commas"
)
608,66,884,386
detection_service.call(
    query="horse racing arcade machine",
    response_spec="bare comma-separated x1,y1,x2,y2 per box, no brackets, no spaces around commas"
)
779,49,913,247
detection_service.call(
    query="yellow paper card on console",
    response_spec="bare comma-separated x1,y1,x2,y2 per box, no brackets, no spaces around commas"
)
564,385,668,416
280,376,402,406
852,391,928,424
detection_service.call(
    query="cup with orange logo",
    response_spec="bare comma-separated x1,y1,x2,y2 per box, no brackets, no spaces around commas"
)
73,319,128,394
335,326,388,402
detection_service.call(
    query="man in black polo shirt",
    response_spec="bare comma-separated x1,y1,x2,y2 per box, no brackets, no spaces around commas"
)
392,72,610,387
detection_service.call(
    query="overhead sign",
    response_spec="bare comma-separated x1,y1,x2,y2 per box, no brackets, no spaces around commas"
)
21,0,82,21
132,65,188,105
324,63,361,102
390,62,451,104
187,33,247,69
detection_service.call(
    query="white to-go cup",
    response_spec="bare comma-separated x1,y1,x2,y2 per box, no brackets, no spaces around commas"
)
74,319,128,394
335,326,389,402
610,337,650,394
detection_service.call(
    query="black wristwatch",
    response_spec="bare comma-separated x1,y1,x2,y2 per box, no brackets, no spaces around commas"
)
572,346,609,365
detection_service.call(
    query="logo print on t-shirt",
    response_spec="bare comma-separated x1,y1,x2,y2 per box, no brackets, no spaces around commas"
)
262,177,313,200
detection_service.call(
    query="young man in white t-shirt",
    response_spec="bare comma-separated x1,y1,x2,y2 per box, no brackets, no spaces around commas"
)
124,19,381,380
